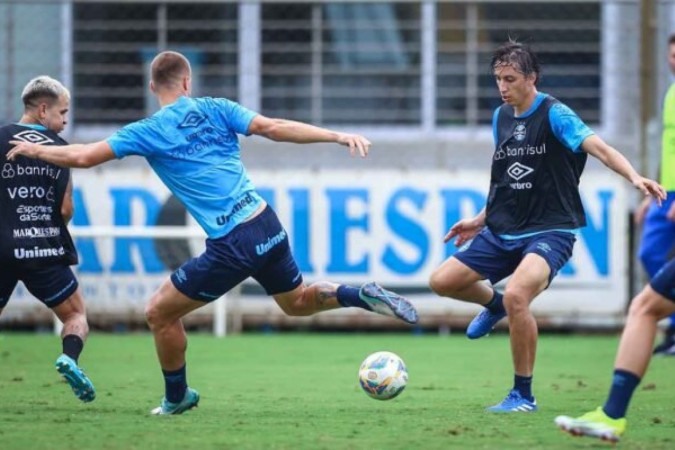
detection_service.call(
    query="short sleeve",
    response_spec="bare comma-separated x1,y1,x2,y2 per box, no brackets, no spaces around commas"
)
203,98,257,136
549,102,595,153
106,119,155,159
492,107,500,147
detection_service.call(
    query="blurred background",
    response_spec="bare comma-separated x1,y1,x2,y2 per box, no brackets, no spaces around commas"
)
1,0,673,334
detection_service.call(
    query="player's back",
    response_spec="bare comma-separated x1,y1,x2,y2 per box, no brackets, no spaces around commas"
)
107,96,263,239
0,123,78,268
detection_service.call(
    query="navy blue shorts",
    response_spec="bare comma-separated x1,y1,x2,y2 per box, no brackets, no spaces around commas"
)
0,264,79,308
453,227,576,286
650,259,675,302
171,206,303,302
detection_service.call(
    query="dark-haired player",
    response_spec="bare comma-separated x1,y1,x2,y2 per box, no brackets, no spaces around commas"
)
428,40,665,412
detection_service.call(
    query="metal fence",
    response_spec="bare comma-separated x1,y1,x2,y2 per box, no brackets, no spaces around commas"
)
2,0,672,134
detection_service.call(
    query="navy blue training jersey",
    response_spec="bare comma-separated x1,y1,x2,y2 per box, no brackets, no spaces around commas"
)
486,94,593,236
0,124,78,269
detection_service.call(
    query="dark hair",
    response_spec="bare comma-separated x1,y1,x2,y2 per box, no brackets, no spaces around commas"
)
669,33,675,46
491,40,541,84
151,51,191,88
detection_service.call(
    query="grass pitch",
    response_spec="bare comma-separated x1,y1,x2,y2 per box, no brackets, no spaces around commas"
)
1,332,673,449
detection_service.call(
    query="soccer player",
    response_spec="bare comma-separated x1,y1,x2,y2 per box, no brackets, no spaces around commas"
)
554,258,675,442
428,40,666,412
6,51,419,415
0,76,95,402
634,33,675,356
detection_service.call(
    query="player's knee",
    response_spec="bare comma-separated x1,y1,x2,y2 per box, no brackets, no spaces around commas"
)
278,304,309,316
144,301,164,330
628,290,667,321
428,271,457,296
503,288,530,315
280,297,313,316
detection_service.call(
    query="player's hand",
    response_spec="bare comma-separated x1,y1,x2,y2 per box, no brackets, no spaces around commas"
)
633,196,652,226
6,140,40,161
444,218,483,246
632,177,666,206
337,133,371,157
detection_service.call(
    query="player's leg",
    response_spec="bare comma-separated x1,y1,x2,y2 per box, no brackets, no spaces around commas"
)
487,231,574,412
555,262,675,442
637,194,675,354
430,228,519,339
145,275,215,415
251,207,418,324
51,288,96,403
428,256,493,303
22,265,95,402
486,253,548,413
262,252,419,324
147,231,253,415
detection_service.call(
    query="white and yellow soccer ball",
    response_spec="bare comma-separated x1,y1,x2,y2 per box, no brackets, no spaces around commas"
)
358,351,408,400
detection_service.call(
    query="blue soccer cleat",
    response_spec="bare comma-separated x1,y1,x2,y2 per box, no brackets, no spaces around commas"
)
359,282,419,324
487,389,537,413
466,307,506,339
151,387,200,415
55,354,96,403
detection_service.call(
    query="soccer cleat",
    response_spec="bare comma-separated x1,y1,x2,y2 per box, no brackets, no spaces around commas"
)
652,337,675,356
554,407,626,443
55,354,96,403
151,387,200,415
466,307,506,339
487,389,537,413
359,282,419,324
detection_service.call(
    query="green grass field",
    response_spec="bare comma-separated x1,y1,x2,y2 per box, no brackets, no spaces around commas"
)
1,333,673,449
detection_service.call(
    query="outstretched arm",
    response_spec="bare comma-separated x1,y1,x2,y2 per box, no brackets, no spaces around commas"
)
581,135,666,205
444,208,486,246
247,115,371,157
6,140,116,168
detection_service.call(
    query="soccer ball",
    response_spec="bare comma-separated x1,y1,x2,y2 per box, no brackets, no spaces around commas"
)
358,351,408,400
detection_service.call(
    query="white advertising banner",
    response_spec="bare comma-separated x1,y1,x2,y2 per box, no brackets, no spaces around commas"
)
4,169,628,325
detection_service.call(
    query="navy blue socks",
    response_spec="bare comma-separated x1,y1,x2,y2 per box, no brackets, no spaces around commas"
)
62,334,84,362
486,290,505,314
163,365,187,403
336,285,372,311
514,374,533,401
603,369,641,419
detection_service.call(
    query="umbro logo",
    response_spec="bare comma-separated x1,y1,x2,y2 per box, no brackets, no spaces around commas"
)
178,112,206,129
507,162,534,181
174,268,187,283
12,130,54,145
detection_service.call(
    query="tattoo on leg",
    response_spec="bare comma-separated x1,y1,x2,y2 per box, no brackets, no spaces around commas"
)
316,282,337,306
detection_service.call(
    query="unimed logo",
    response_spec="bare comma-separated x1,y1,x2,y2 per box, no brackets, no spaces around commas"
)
14,246,65,259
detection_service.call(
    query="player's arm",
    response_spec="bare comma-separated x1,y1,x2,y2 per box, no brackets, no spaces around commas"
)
444,207,486,245
581,135,666,204
6,140,115,168
61,177,74,224
247,114,371,157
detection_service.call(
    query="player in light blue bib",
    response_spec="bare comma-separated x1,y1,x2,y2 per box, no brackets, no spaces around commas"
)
8,51,419,415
